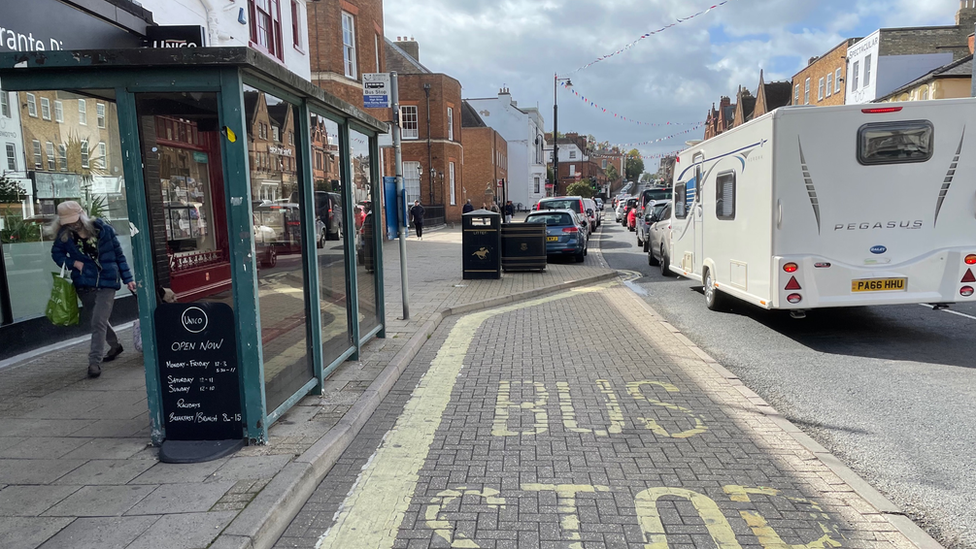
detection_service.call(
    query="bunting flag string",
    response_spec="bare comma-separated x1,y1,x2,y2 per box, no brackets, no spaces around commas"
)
614,124,705,147
573,0,733,72
559,80,701,128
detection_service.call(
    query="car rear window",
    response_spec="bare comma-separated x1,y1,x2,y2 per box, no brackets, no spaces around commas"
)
857,120,933,165
527,213,572,225
642,189,673,202
540,200,580,212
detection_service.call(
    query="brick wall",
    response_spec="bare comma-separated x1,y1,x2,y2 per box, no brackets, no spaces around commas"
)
792,39,855,107
461,127,507,214
880,27,973,60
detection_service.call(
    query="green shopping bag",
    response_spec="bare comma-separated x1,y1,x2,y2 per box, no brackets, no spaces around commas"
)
45,264,80,326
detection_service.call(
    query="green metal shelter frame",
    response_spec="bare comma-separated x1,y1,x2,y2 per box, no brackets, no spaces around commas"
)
0,48,388,444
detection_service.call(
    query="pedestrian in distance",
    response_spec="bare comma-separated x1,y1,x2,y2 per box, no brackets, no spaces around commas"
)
489,201,500,214
462,199,474,214
410,200,426,239
504,200,514,223
50,201,136,378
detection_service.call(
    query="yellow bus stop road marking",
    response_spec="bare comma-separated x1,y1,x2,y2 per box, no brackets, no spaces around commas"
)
316,283,610,549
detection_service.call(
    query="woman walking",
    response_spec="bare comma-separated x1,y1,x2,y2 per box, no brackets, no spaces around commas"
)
51,201,136,378
410,200,425,239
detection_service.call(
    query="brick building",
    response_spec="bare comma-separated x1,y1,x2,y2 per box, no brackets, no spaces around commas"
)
307,0,386,111
460,102,508,210
543,133,607,195
792,39,860,107
731,71,794,128
385,38,464,224
703,96,733,140
589,148,625,195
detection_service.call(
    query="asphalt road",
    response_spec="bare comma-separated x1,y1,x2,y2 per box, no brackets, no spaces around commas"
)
595,212,976,549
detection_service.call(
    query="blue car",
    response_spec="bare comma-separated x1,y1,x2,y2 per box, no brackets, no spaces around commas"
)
524,209,587,263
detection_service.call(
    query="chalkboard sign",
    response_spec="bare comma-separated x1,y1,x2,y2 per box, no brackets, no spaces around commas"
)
155,302,242,441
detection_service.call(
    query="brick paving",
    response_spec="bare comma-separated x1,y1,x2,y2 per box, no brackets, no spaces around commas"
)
275,281,919,549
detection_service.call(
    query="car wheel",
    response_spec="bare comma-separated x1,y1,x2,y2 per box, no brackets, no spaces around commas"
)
583,246,588,257
642,236,650,253
317,230,326,249
575,253,585,263
648,249,659,266
262,246,277,268
660,247,671,276
703,268,727,311
636,233,643,247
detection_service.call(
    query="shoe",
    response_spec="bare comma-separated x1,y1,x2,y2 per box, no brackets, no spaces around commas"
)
88,364,101,378
104,345,123,362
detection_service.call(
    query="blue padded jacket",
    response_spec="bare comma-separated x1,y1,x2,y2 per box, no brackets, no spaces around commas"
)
51,219,133,290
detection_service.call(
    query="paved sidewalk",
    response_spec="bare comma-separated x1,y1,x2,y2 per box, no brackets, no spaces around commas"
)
0,226,615,549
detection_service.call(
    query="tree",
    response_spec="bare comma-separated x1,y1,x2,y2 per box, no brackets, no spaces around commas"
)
604,164,618,184
625,149,644,182
566,180,595,198
640,172,652,183
0,175,26,204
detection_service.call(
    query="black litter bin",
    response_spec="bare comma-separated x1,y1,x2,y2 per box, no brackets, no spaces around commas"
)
462,209,501,279
501,223,547,272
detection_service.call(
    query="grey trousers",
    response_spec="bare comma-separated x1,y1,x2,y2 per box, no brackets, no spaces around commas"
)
78,288,120,367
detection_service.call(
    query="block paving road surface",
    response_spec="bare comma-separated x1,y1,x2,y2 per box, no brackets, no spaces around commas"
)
274,279,917,549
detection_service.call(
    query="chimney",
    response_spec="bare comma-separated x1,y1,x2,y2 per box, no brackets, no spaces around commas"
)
397,36,420,63
957,0,976,26
719,96,731,108
808,55,819,66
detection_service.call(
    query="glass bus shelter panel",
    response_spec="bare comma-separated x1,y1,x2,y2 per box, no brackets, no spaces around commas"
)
350,129,380,337
243,85,312,413
310,113,352,363
0,89,132,323
134,92,232,305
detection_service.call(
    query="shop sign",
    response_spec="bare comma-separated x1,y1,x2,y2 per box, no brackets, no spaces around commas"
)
154,302,243,441
145,25,206,48
269,146,293,156
34,172,81,199
0,0,143,53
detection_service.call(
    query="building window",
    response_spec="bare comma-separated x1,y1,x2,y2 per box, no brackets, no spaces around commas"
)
46,142,55,170
835,68,842,93
98,142,107,169
1,91,9,118
26,93,37,117
569,150,576,159
81,140,90,169
401,106,418,139
793,85,800,105
6,143,16,171
272,126,280,142
534,176,541,194
803,78,810,105
58,143,67,171
447,107,454,141
715,171,735,220
826,72,833,97
259,123,267,139
32,139,41,168
864,54,872,87
403,160,421,202
568,164,575,177
288,131,294,145
920,86,929,100
78,99,87,125
851,61,860,92
250,0,283,60
40,97,51,120
97,103,106,128
291,0,302,49
54,100,63,123
342,11,357,79
449,162,456,205
602,159,607,169
818,78,825,101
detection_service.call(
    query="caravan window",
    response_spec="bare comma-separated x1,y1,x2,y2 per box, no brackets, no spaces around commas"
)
857,121,933,165
674,182,688,219
715,171,735,220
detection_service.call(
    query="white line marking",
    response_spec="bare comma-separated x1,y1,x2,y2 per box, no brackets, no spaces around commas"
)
918,303,976,320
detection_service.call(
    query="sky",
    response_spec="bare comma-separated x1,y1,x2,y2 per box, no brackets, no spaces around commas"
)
384,0,966,171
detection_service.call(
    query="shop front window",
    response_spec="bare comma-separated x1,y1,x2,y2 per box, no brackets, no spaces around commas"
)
1,90,130,323
310,113,352,363
243,85,312,413
350,129,379,337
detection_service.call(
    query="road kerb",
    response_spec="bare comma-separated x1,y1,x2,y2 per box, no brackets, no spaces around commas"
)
621,284,944,549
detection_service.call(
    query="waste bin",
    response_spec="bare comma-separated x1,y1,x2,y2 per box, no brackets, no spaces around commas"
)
462,209,501,280
501,222,547,272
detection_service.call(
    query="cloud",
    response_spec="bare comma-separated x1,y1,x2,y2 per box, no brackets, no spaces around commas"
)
384,0,962,166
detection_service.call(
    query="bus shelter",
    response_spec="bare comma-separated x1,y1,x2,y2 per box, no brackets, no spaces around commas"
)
0,48,387,456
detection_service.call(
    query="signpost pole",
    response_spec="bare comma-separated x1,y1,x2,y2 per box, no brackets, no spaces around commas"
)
391,72,410,320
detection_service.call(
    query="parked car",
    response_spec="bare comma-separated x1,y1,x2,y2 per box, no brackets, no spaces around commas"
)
535,196,589,239
637,199,668,251
622,198,638,227
291,191,342,247
647,201,674,276
614,198,629,222
582,198,599,231
524,209,587,262
594,198,604,211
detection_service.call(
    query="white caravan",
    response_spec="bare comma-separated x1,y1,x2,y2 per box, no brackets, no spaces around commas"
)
668,99,976,314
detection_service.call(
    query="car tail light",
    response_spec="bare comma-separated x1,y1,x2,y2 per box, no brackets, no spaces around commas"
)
962,269,976,283
783,263,798,273
562,226,578,233
787,293,803,304
965,254,976,265
784,276,802,290
961,286,974,297
862,107,903,114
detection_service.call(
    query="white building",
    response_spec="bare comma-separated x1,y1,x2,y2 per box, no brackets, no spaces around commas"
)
466,89,547,209
140,0,311,81
846,29,958,105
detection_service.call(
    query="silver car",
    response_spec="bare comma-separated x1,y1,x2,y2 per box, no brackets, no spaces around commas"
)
647,201,674,276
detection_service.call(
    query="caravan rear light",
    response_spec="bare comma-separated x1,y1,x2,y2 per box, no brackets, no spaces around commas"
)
814,262,831,268
961,286,974,297
787,293,803,304
784,276,802,290
861,107,903,114
965,254,976,265
783,263,798,273
962,269,976,283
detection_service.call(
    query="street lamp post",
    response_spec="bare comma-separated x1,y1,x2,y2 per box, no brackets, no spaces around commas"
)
552,74,572,197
